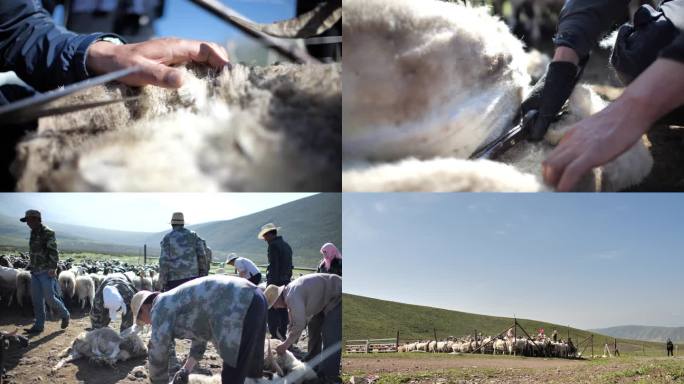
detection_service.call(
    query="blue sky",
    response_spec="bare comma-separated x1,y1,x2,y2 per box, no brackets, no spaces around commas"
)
0,193,314,232
54,0,296,44
343,193,684,330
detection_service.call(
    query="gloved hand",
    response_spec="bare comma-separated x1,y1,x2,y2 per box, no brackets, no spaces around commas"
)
521,60,581,141
170,367,189,384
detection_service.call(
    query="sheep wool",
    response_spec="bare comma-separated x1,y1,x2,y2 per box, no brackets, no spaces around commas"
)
15,63,340,192
342,0,653,192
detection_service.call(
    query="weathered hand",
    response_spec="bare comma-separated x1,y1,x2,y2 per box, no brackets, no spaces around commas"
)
48,269,56,277
542,97,650,191
86,38,230,89
275,342,288,355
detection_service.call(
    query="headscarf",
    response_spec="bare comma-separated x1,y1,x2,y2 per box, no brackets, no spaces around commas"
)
320,242,341,271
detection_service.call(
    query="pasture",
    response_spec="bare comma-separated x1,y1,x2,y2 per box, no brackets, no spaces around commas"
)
343,353,684,383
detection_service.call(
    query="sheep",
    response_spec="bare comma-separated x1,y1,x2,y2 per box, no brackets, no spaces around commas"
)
342,0,653,192
75,275,95,310
58,270,76,302
53,326,147,369
0,266,18,307
493,338,508,355
187,338,316,384
13,63,341,193
89,273,105,291
428,340,437,353
14,269,31,308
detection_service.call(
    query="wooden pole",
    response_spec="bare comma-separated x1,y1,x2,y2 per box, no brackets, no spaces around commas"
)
396,330,400,350
144,244,147,265
434,328,438,353
513,318,517,356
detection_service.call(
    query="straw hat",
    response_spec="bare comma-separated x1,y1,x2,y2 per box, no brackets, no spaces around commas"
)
131,290,159,325
264,284,286,309
170,212,184,225
19,209,41,222
257,223,281,239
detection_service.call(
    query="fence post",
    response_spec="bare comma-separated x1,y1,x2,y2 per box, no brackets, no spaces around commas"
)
396,330,400,350
144,244,147,265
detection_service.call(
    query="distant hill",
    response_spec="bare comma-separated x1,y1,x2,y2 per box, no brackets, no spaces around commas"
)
343,294,669,355
591,325,684,343
0,194,341,268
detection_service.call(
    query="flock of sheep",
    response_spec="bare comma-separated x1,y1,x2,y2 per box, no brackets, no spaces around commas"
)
398,335,577,359
0,254,159,314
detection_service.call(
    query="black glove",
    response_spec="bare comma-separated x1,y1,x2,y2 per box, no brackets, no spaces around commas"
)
521,60,581,141
171,367,189,384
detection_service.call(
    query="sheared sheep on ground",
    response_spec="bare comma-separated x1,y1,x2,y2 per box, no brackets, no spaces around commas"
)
14,63,341,192
188,338,317,384
52,326,147,369
342,0,653,192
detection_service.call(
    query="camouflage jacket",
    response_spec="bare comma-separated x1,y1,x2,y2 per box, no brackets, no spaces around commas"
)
147,276,255,384
90,274,138,332
29,224,59,272
159,227,207,286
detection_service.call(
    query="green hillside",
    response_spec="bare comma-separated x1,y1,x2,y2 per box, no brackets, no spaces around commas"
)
343,294,671,356
591,325,684,343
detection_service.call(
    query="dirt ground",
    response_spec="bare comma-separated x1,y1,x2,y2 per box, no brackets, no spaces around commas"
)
343,354,684,383
0,309,310,384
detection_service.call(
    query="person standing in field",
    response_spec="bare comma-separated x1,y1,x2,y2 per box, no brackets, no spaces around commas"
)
259,223,293,340
159,212,208,291
21,209,70,335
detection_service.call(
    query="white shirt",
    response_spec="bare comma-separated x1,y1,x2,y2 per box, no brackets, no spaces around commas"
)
234,257,260,278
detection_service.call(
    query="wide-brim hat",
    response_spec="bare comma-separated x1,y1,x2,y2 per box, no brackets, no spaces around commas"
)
19,209,41,222
226,253,238,265
257,223,281,239
264,284,286,309
131,290,159,326
170,212,184,225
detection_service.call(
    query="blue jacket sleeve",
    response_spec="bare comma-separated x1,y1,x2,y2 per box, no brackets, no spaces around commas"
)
554,0,631,59
0,0,118,92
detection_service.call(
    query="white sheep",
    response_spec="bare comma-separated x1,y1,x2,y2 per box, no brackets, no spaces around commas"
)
342,0,653,192
14,269,31,308
0,266,18,306
88,273,105,291
14,63,340,192
53,326,147,369
75,275,95,310
188,338,316,384
58,270,76,301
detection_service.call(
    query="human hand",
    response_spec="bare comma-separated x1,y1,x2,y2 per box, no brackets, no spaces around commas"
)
542,97,651,191
48,269,56,277
86,38,230,89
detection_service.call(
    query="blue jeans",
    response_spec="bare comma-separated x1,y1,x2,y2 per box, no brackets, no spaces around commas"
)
30,271,69,329
321,302,342,378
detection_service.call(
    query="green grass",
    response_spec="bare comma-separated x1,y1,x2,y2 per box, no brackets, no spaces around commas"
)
343,294,673,357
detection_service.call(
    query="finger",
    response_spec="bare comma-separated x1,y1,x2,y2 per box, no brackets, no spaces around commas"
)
167,40,230,69
542,145,574,188
121,59,185,88
556,156,594,192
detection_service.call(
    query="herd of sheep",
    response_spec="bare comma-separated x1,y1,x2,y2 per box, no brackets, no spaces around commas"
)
0,254,160,315
398,335,577,359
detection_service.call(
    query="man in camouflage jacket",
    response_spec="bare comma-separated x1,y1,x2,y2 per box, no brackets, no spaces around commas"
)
21,210,70,334
159,212,208,291
132,276,267,384
90,273,138,332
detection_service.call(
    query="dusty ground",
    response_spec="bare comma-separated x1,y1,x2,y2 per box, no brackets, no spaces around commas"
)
0,309,310,384
343,353,684,383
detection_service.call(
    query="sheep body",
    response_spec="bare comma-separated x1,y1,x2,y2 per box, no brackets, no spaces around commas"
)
75,275,95,310
342,0,653,192
58,271,76,300
0,266,18,306
16,63,340,192
15,270,31,308
54,327,147,368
